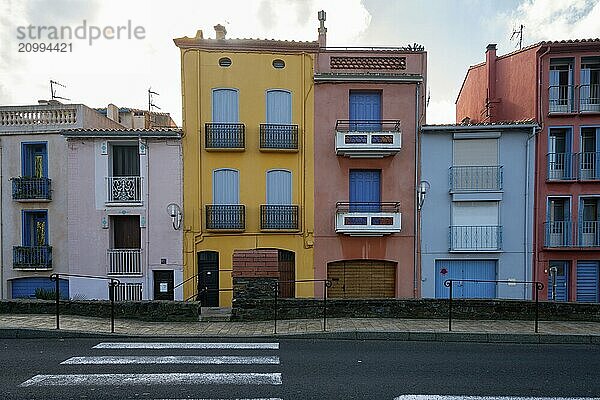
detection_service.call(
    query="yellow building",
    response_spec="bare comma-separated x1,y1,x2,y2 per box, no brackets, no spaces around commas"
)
174,25,318,305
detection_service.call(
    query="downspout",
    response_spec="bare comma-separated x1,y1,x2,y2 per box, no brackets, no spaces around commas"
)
144,137,150,300
0,141,4,298
524,127,536,299
413,82,421,298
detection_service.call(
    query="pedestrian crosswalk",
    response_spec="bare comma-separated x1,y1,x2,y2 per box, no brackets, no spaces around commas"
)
19,341,283,398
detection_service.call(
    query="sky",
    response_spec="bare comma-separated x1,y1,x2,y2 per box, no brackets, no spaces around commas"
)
0,0,599,125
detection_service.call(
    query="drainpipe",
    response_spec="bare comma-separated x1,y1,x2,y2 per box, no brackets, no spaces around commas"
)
145,137,150,300
413,82,421,298
0,140,4,298
524,127,536,299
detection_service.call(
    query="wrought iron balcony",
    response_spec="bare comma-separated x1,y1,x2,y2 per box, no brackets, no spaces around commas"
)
335,202,401,236
260,205,299,231
578,220,600,247
548,85,574,113
205,123,245,150
13,246,52,269
449,166,502,192
547,153,575,181
11,177,52,201
206,205,245,231
335,120,401,158
259,124,299,150
449,226,502,251
106,176,142,205
579,84,600,112
578,152,600,180
544,221,573,248
107,248,142,275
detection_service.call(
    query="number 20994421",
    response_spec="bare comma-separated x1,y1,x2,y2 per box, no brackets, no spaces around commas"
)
18,42,73,52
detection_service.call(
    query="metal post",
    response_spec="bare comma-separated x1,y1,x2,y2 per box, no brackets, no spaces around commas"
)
448,281,453,332
54,274,60,330
534,282,540,333
109,280,115,334
273,282,278,334
323,281,327,332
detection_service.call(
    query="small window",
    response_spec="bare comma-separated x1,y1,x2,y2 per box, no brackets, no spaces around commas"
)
272,59,285,69
218,57,232,67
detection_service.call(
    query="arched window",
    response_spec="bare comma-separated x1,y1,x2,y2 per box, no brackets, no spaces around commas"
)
212,88,239,123
212,168,239,204
266,89,292,125
266,169,292,205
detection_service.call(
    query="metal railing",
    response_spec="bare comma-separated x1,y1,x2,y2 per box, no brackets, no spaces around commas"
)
579,84,600,112
444,279,544,333
544,221,573,247
50,273,120,333
449,226,502,251
107,249,142,275
205,123,245,149
548,85,574,113
273,279,333,334
13,246,52,269
106,176,142,203
546,152,575,180
578,220,600,247
335,119,401,132
336,201,400,213
449,166,502,191
113,282,143,301
11,177,52,200
259,124,299,150
206,205,245,230
578,152,600,180
260,205,299,230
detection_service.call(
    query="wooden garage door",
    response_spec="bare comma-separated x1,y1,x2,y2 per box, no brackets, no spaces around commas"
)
327,260,396,298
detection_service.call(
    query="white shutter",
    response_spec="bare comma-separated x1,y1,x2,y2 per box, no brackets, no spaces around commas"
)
453,139,498,166
266,170,292,204
452,201,498,226
212,169,239,204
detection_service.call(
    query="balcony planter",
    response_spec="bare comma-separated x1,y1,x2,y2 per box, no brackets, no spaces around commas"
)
335,202,401,236
335,120,401,158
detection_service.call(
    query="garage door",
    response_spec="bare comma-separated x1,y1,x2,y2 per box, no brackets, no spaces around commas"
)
11,277,69,299
327,260,395,298
435,259,496,299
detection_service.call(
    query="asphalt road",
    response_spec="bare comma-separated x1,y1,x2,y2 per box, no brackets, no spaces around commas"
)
1,337,600,400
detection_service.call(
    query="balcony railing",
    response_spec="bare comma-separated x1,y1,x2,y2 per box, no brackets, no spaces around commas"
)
335,202,401,236
579,84,600,112
106,176,142,204
449,226,502,251
549,85,574,113
544,221,573,248
107,249,142,275
206,205,245,231
0,106,77,127
579,220,600,247
260,205,299,230
11,177,52,201
205,123,245,149
578,152,600,180
259,124,299,150
335,119,401,158
13,246,52,269
449,166,502,192
547,153,575,180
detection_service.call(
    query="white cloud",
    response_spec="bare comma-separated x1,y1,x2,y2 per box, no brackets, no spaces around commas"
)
426,98,455,125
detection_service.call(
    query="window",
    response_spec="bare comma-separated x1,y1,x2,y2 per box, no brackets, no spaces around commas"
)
549,58,574,113
545,197,571,247
349,91,381,131
548,128,573,180
21,142,47,178
111,145,139,177
207,89,244,149
22,210,48,247
451,138,501,191
108,215,141,275
263,170,297,230
266,170,292,205
272,59,285,69
218,57,232,67
208,169,244,230
580,128,600,179
349,170,381,212
453,138,498,166
212,169,239,204
107,144,141,204
451,201,500,250
212,89,239,123
579,198,600,246
580,57,600,112
266,90,292,125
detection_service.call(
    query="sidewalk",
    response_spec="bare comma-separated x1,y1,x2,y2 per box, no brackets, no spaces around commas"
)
2,314,600,343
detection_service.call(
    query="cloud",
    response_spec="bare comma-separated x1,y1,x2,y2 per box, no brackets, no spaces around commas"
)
426,98,456,125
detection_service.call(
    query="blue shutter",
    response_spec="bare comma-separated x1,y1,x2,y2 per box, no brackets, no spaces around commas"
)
549,70,559,103
212,89,239,123
266,170,292,205
581,68,591,108
577,261,599,302
11,277,68,299
266,90,292,124
212,169,239,204
595,128,600,179
349,91,381,131
349,170,381,212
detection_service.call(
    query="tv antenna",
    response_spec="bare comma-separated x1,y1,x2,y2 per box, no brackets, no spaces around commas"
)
148,87,161,111
511,24,524,50
50,80,70,101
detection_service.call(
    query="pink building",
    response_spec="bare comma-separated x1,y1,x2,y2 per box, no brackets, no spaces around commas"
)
313,14,427,298
457,40,600,301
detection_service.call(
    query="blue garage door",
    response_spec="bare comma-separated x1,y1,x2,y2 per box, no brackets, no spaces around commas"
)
11,277,69,299
435,260,497,299
577,261,599,302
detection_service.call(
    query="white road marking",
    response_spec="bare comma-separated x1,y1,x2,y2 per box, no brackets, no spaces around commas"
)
20,373,282,387
92,342,279,350
152,398,283,400
61,355,280,365
394,396,600,400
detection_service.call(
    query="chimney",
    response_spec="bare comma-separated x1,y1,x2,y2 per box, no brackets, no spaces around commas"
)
106,103,120,123
214,24,226,40
318,10,327,47
485,43,500,122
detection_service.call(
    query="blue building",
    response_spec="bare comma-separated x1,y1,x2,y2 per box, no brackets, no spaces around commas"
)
420,121,538,299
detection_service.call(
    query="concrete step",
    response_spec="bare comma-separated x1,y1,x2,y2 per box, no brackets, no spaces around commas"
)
200,307,232,322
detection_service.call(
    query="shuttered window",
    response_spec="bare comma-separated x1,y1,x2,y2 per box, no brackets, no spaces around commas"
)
452,201,498,226
453,139,498,166
327,261,395,298
212,169,239,204
266,170,292,205
576,261,599,302
212,89,239,123
266,90,292,124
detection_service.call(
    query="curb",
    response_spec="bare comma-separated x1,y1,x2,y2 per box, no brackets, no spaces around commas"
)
1,327,599,344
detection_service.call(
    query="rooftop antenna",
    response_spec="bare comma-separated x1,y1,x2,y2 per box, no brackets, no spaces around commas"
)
50,80,70,101
148,87,161,111
511,24,524,50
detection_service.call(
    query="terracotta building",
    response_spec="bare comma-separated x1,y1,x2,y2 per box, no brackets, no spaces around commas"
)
457,39,600,301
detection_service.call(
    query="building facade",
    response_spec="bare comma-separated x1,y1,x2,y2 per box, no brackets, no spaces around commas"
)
0,101,123,299
313,16,427,298
420,122,537,299
457,40,600,301
174,25,318,305
62,128,183,301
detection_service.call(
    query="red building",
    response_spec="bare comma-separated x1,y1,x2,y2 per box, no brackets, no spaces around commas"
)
457,40,600,301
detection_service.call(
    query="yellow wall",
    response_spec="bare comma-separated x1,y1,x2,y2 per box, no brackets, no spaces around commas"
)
179,49,315,304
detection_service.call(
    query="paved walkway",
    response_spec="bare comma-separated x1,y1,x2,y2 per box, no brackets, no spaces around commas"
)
2,314,600,339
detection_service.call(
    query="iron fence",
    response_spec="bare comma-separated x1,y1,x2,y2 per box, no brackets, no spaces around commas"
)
259,124,298,150
13,246,52,269
449,226,502,251
11,177,52,200
260,205,299,230
206,205,245,230
449,166,502,191
205,123,245,149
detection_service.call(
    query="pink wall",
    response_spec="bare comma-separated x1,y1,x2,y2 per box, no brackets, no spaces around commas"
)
456,65,487,123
